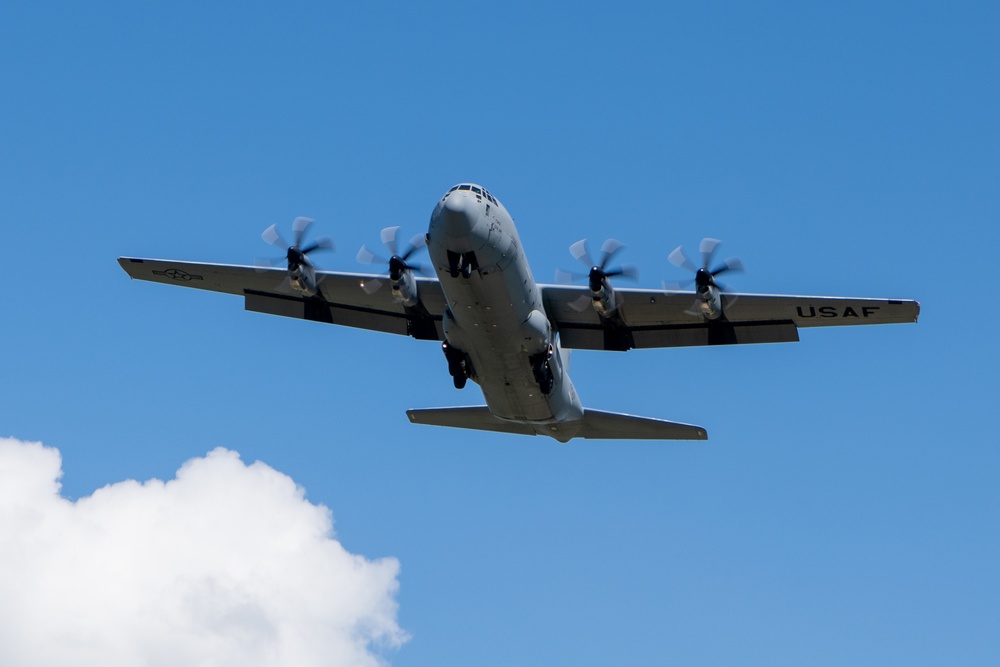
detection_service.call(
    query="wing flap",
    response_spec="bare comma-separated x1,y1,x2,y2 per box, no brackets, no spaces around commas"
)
561,320,799,349
245,290,417,336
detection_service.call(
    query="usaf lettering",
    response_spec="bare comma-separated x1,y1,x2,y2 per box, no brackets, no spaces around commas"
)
796,305,880,318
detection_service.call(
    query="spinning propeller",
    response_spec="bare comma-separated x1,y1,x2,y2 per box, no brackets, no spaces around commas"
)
556,238,638,292
258,216,334,297
356,226,427,295
665,237,744,318
665,237,743,292
259,216,334,269
556,238,638,315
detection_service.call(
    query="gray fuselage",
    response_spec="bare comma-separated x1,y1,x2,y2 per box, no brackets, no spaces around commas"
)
427,184,584,429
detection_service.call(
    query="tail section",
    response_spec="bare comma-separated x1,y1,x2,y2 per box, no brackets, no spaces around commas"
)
406,406,707,442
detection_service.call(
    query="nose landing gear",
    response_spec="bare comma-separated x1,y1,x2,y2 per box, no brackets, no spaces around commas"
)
447,250,478,279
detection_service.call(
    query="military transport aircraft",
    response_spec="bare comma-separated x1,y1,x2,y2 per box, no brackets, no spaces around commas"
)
119,183,919,442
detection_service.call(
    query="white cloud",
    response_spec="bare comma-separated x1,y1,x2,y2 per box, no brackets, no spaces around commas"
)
0,438,406,667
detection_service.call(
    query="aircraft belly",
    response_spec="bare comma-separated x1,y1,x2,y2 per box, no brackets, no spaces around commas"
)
476,350,554,422
444,266,561,423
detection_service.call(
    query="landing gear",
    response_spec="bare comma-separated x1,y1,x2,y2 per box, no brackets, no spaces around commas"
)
442,341,469,390
530,345,555,395
447,250,478,279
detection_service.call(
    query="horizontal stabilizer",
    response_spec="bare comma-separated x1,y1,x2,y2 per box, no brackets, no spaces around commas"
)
406,406,537,437
579,409,707,440
406,406,707,442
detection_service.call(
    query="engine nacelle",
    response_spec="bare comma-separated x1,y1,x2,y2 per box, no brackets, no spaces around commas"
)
390,269,420,308
590,281,620,319
696,284,724,320
288,261,319,297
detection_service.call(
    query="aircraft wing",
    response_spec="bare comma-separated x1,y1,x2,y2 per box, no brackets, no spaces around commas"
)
541,285,920,351
118,258,448,340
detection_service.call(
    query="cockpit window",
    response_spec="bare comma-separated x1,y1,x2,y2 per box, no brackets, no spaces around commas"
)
446,184,500,207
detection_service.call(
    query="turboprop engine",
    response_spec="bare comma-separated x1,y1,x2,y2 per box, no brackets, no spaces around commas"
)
260,217,334,298
357,226,426,308
557,238,637,319
666,237,744,321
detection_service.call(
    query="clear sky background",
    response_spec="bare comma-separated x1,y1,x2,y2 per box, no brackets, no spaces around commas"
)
1,2,997,665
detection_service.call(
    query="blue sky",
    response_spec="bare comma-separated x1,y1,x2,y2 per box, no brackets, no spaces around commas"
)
1,2,997,665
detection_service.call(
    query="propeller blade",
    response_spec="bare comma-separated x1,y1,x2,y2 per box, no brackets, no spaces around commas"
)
380,226,401,256
292,216,314,247
555,268,587,284
599,239,626,270
301,237,334,255
356,245,385,265
568,294,593,313
668,246,698,273
400,234,426,261
360,278,384,295
712,257,744,276
261,224,287,249
605,265,638,281
699,237,721,269
569,239,593,267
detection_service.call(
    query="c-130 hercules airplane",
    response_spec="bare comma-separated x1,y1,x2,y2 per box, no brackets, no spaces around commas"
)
119,183,919,442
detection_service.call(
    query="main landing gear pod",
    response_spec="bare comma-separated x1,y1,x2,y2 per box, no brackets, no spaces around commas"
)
442,341,470,389
521,310,555,394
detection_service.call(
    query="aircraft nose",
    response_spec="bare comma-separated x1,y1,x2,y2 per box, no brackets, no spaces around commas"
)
438,193,479,238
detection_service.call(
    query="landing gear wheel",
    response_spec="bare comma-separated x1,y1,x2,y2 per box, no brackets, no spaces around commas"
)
539,363,554,395
443,341,469,390
447,251,477,279
530,345,555,395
